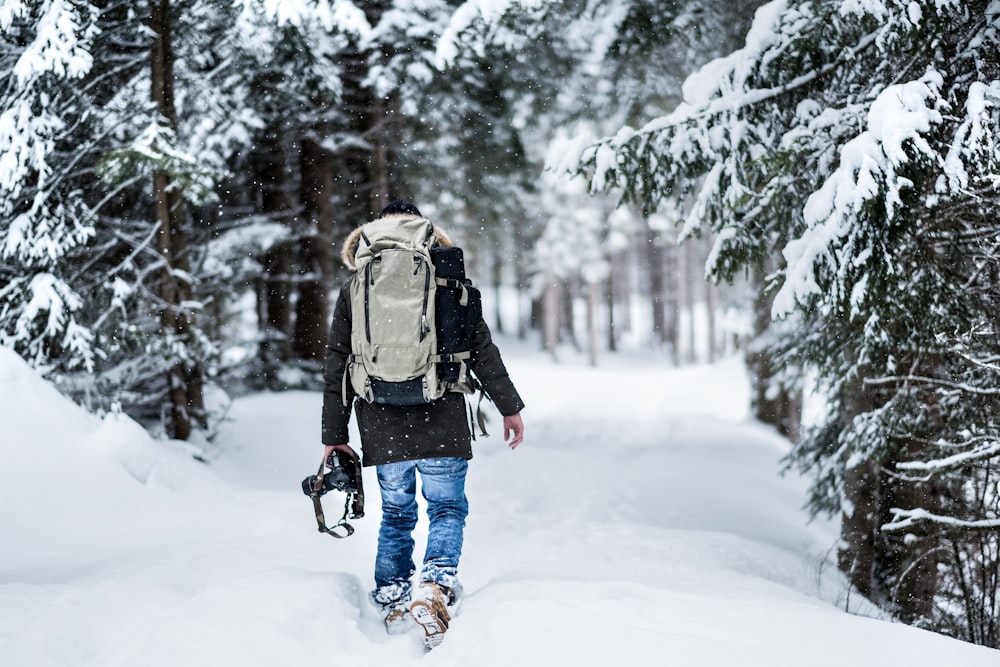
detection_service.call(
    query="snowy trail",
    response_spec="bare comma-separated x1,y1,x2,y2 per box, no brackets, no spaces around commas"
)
2,342,999,665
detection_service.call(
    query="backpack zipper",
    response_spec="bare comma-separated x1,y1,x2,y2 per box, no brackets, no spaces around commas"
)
418,255,431,341
363,259,377,343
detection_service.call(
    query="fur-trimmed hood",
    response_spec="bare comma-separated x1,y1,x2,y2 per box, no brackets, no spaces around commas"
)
340,214,454,271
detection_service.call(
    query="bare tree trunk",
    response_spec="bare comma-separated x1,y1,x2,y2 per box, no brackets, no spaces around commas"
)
836,364,879,601
561,280,578,351
293,134,335,363
882,466,941,624
372,96,389,207
512,213,530,340
332,1,399,224
746,260,802,441
252,122,295,381
664,241,680,364
875,399,943,624
518,266,530,339
492,248,504,333
262,241,293,358
841,457,879,599
646,222,667,347
586,280,599,366
705,237,719,362
707,280,719,361
619,234,635,337
334,38,377,224
542,277,560,359
150,0,204,439
682,240,698,364
605,270,617,352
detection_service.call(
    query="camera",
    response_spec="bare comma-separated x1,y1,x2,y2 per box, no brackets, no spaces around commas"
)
302,452,360,497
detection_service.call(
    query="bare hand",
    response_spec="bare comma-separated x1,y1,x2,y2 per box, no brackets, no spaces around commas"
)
323,444,359,468
503,413,524,450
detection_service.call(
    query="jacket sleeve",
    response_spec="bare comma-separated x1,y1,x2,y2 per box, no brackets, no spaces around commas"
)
321,280,356,445
469,315,525,417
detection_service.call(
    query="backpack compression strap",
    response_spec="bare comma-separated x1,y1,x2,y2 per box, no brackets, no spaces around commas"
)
430,350,472,385
435,277,469,305
462,383,491,440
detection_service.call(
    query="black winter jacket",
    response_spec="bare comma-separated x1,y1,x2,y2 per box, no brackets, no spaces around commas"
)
321,278,525,467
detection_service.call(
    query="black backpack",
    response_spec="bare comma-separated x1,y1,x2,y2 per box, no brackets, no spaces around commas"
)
431,245,482,386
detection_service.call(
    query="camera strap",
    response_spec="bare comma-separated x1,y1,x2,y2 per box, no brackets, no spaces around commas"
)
308,460,357,539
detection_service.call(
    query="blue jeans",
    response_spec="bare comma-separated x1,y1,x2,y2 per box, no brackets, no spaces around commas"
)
370,457,468,608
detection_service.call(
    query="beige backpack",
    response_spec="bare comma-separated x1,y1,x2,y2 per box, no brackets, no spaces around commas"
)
345,215,476,406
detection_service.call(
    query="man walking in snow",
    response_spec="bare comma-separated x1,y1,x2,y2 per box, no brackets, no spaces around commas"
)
320,200,525,649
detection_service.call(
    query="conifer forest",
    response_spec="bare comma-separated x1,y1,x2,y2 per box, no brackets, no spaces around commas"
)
2,0,1000,648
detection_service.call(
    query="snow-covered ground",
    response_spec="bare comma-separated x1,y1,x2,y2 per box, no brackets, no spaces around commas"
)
1,338,998,666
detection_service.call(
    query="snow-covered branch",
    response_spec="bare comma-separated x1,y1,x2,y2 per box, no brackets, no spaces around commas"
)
619,31,879,145
863,374,1000,396
435,0,553,69
883,508,1000,534
896,441,1000,475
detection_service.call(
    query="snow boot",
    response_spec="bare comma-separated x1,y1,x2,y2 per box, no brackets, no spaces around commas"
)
371,584,415,636
382,603,415,635
409,582,451,650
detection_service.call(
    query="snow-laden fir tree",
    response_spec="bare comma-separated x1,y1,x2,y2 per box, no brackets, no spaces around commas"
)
535,0,765,359
78,0,265,438
214,0,365,388
0,1,100,373
582,0,1000,645
348,1,576,335
1,0,350,437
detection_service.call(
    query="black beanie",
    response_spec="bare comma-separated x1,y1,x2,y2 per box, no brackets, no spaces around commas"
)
379,200,421,218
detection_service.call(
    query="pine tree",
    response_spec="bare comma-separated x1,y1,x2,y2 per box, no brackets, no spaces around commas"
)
415,0,560,330
85,0,255,437
525,0,762,357
1,0,287,436
203,0,367,389
324,1,572,336
0,1,101,373
583,0,1000,643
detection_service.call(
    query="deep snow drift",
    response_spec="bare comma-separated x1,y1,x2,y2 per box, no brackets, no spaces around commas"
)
1,339,997,666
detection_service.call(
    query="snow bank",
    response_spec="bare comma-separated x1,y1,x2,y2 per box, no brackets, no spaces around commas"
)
0,345,219,554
